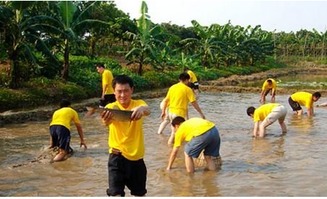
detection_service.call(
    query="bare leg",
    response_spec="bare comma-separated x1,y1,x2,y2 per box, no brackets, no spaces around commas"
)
53,148,67,162
296,109,303,115
184,152,195,173
204,155,216,171
279,120,287,133
157,117,170,134
167,125,175,146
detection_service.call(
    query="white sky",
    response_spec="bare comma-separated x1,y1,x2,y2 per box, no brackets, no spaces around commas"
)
113,0,327,33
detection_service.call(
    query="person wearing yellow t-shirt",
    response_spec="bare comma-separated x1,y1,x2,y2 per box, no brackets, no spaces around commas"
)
166,117,221,173
260,78,277,104
101,75,150,197
96,63,115,107
184,67,200,97
247,103,287,138
288,91,321,116
161,72,205,145
49,99,87,162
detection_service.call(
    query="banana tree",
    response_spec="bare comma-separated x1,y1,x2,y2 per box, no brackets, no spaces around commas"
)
180,20,221,67
45,1,108,80
0,1,59,88
125,1,167,76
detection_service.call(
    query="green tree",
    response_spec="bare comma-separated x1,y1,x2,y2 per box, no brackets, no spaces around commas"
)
125,1,167,75
0,1,59,88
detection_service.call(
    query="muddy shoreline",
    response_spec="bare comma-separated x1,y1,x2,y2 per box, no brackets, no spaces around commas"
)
1,65,327,126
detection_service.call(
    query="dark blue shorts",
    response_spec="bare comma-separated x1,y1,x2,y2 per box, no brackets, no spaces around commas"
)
107,153,147,197
49,125,71,152
288,97,302,111
185,127,221,158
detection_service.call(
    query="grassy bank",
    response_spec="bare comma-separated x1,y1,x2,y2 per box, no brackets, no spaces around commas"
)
0,56,285,112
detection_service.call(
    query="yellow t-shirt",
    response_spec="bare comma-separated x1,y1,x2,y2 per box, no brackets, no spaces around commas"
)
166,82,196,118
50,107,80,130
174,118,215,148
102,69,114,95
253,103,280,122
291,92,313,109
106,100,147,161
262,78,277,91
187,70,198,83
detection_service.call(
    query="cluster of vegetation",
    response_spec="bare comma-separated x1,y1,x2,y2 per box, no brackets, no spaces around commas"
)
0,1,325,111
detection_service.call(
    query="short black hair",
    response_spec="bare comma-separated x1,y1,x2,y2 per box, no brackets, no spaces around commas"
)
171,116,186,127
267,79,273,84
179,72,190,81
96,63,105,68
112,74,134,89
60,99,71,108
313,92,321,98
246,106,256,116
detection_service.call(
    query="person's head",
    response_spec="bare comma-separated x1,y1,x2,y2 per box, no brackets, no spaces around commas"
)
246,106,256,117
112,75,134,107
267,79,273,85
179,72,190,85
96,63,105,74
313,92,321,102
171,116,186,131
60,99,71,108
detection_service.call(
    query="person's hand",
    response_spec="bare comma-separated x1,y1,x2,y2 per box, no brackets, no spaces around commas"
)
131,106,147,120
101,109,114,125
80,140,87,149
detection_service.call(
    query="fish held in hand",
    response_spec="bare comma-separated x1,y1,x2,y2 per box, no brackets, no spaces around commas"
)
85,106,133,121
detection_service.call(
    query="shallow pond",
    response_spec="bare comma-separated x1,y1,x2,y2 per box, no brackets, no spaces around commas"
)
1,91,327,196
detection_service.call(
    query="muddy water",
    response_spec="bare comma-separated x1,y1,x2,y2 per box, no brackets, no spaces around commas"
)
1,92,327,196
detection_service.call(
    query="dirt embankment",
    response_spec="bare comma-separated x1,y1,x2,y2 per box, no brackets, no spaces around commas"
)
200,65,327,95
2,63,327,126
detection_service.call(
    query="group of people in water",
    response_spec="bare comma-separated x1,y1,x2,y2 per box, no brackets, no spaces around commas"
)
247,78,321,138
47,64,323,196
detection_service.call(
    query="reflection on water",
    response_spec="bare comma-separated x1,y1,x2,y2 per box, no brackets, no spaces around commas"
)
1,92,327,196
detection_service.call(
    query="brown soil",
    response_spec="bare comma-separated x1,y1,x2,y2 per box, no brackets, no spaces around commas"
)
200,63,327,95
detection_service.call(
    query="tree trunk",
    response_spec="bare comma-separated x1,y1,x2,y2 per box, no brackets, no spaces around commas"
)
9,49,19,89
61,39,69,81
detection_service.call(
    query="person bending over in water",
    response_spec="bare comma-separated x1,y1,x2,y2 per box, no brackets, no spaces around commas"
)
247,103,287,138
260,78,277,104
166,116,220,173
288,91,321,116
49,99,87,162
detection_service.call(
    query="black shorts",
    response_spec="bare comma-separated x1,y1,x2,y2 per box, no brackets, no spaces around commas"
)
107,153,147,197
99,94,116,107
189,82,199,90
288,97,302,111
49,125,71,151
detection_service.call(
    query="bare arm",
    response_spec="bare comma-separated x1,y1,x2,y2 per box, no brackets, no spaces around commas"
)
253,121,259,137
191,101,205,119
307,107,314,116
102,84,109,98
76,123,87,149
167,147,179,170
160,99,168,120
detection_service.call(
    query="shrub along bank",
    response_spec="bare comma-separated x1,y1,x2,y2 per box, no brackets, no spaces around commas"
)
0,56,285,112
